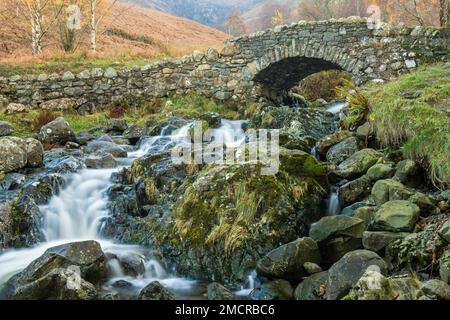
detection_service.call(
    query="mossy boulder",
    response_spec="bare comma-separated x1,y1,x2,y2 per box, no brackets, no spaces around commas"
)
316,131,354,156
395,160,423,188
338,175,372,208
38,117,75,145
371,179,408,205
326,137,362,165
138,281,176,300
309,216,366,264
347,269,421,300
155,148,328,285
256,237,321,281
439,250,450,284
294,271,328,300
334,149,383,180
438,220,450,243
0,121,15,137
207,282,235,300
371,200,420,232
362,231,409,254
0,137,43,173
326,250,387,300
366,163,395,182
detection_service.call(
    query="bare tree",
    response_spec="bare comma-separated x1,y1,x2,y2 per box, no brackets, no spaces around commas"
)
439,0,449,26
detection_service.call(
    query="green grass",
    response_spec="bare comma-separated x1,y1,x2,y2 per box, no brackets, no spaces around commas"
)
363,63,450,187
0,53,168,77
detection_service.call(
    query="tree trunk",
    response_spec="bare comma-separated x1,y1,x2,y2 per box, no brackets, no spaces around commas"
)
90,0,97,52
440,0,449,27
31,0,42,55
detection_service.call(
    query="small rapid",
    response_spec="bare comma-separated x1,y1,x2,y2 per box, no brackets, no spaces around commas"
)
0,119,249,298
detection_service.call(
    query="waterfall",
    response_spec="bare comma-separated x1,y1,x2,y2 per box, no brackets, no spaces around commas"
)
235,270,258,296
0,118,250,298
327,190,341,216
326,101,348,114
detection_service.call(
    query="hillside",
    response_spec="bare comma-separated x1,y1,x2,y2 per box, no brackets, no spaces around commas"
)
0,1,228,65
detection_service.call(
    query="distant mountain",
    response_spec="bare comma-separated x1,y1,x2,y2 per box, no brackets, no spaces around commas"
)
124,0,265,29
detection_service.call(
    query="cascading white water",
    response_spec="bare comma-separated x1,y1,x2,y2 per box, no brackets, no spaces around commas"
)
327,190,341,216
235,270,258,296
0,119,250,298
326,101,348,114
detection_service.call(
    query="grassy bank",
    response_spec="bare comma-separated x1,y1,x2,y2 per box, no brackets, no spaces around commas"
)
363,63,450,187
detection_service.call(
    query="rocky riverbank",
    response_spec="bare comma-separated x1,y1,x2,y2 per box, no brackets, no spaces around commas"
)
0,66,448,300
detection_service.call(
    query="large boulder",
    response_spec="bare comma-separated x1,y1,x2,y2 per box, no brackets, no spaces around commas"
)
2,241,108,299
309,216,365,263
371,200,420,233
6,103,28,114
40,98,75,112
366,163,395,182
334,149,383,180
0,121,15,136
85,141,127,158
106,119,128,134
294,271,328,300
326,137,362,165
362,231,409,254
124,125,144,144
420,279,450,300
0,137,43,173
256,237,321,281
138,281,176,300
39,117,75,145
85,154,117,169
326,250,387,300
142,148,328,285
316,131,354,156
347,269,421,300
371,179,409,205
250,279,293,300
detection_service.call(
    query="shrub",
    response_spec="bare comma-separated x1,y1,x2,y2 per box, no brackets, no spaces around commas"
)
109,104,127,119
296,70,351,101
33,110,56,132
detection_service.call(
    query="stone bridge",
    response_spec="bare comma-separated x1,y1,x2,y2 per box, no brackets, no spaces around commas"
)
0,17,448,112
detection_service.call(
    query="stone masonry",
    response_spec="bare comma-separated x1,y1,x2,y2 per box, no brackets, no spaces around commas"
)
0,18,447,112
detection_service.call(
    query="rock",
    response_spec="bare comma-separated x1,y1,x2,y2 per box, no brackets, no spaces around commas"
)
347,269,420,300
356,122,373,138
294,271,328,300
395,160,423,187
341,200,375,216
310,216,365,263
316,131,354,156
0,196,41,249
5,268,97,300
438,220,450,243
386,224,447,271
334,149,383,180
45,156,83,174
123,125,144,144
353,206,377,227
25,138,44,167
366,163,395,181
116,254,145,277
0,121,15,136
65,141,80,149
250,279,293,300
85,154,117,169
138,281,176,300
439,250,450,284
207,282,235,300
371,200,420,232
0,173,26,191
338,175,372,208
409,192,437,217
40,98,75,112
106,119,128,134
256,237,321,281
326,137,362,165
303,262,322,275
0,95,8,109
371,179,408,205
0,137,43,173
39,117,75,145
362,231,408,254
200,112,222,128
2,241,108,299
75,131,93,145
6,103,28,114
85,141,127,158
420,279,450,300
326,250,387,300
